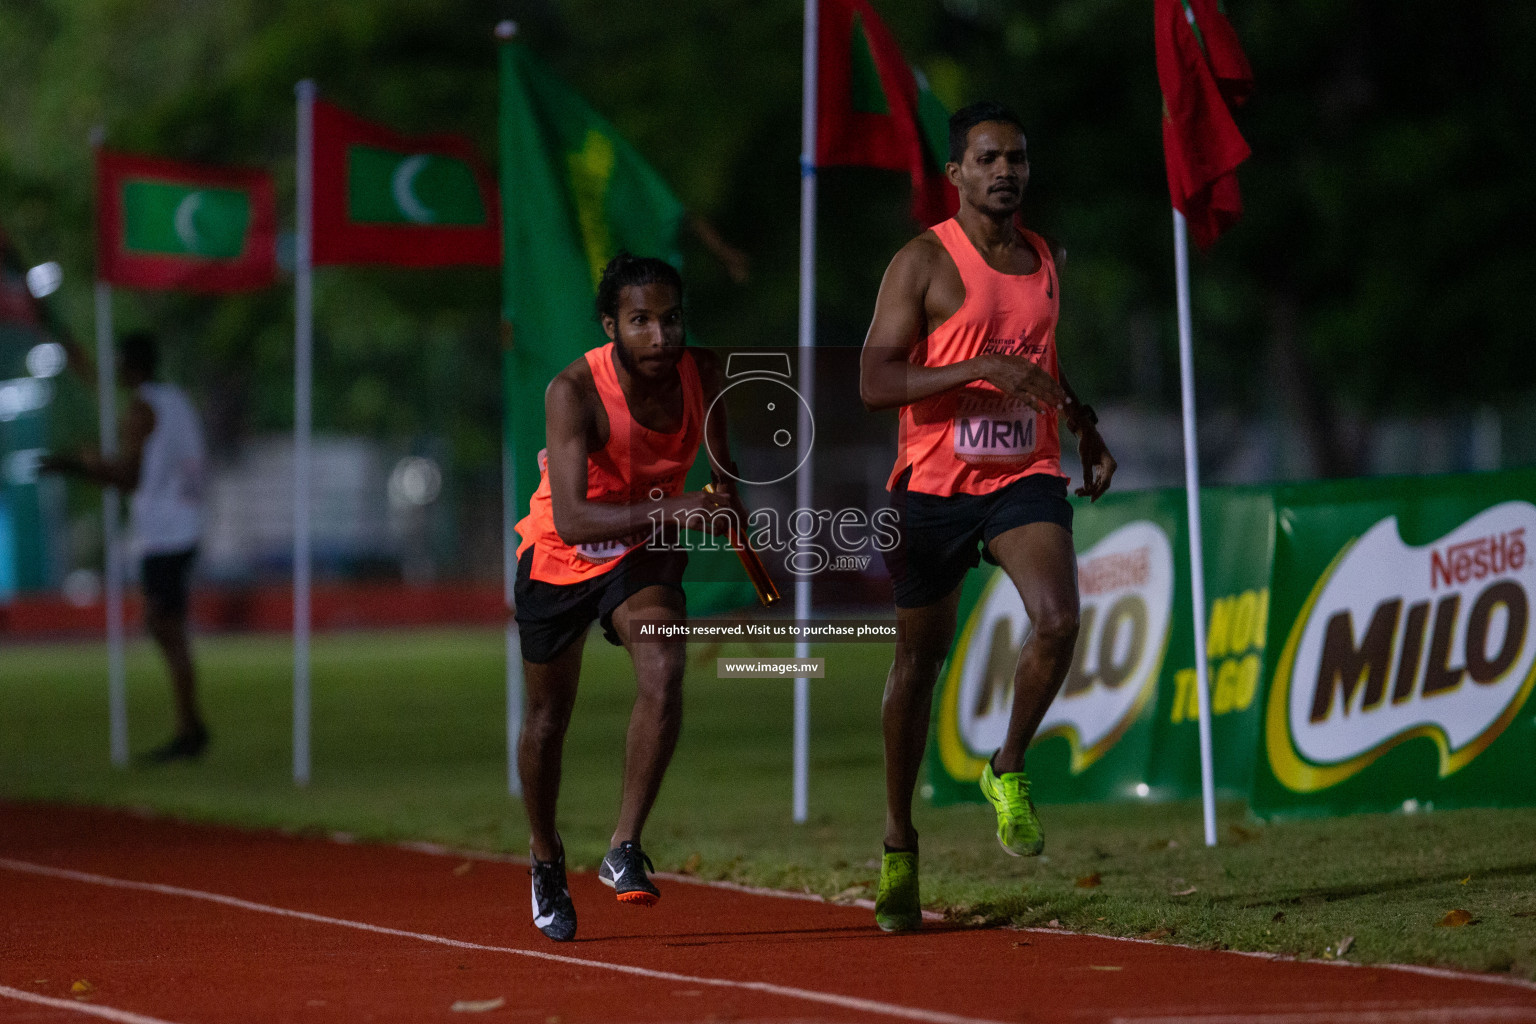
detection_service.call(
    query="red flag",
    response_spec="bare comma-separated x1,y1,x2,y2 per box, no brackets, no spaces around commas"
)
311,100,500,267
96,150,277,292
0,228,43,326
816,0,956,226
1155,0,1253,250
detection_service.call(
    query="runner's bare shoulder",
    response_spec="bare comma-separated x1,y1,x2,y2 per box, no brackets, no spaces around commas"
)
875,229,948,308
546,354,604,440
687,345,725,397
1036,230,1067,270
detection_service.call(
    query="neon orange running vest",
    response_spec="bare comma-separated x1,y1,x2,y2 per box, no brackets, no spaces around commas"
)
516,343,704,585
887,218,1063,497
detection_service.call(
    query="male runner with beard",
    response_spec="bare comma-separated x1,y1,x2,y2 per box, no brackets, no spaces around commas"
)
859,102,1117,932
514,252,738,942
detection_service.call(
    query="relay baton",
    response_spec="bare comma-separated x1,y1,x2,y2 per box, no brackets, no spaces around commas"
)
704,483,781,607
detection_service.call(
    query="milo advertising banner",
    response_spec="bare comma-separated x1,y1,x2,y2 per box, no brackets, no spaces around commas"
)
1255,470,1536,815
927,486,1277,806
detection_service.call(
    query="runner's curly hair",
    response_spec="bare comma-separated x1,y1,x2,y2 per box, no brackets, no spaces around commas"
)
595,251,683,322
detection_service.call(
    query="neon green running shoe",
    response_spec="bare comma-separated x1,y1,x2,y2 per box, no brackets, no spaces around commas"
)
874,850,921,933
979,760,1045,857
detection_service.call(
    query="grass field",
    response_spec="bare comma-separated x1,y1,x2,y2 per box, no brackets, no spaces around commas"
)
3,626,1534,979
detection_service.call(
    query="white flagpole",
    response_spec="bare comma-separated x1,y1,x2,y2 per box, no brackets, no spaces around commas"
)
293,79,316,786
495,20,525,800
94,278,128,767
503,435,523,798
1172,209,1218,847
792,0,819,825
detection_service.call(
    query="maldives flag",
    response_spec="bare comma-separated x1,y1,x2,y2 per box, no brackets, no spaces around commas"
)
1155,0,1253,250
96,150,277,292
311,99,499,267
816,0,956,226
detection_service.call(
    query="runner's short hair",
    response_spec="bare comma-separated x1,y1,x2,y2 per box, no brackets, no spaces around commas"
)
948,101,1026,164
595,252,684,321
120,330,158,378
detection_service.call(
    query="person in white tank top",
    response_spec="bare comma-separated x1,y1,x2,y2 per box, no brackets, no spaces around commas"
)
42,331,209,763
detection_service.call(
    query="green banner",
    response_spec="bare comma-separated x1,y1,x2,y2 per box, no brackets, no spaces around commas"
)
928,486,1277,806
927,469,1536,817
1254,470,1536,816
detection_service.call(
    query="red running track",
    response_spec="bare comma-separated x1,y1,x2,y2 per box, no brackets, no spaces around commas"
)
2,803,1534,1024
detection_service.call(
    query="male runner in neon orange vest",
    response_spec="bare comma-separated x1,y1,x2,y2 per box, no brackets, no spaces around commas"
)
860,102,1117,932
514,253,739,942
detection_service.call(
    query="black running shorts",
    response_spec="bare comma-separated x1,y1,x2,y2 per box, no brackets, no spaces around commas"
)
514,544,688,664
141,546,197,620
883,470,1073,609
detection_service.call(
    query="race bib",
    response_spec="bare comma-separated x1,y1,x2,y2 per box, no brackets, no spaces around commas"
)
953,395,1036,464
576,535,642,564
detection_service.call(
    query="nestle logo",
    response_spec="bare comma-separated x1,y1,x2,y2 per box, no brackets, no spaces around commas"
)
1430,529,1526,590
1079,546,1150,596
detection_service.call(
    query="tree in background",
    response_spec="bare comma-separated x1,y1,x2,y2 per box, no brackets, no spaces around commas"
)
2,0,1532,508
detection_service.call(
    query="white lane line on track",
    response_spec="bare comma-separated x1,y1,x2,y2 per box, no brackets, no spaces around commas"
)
1016,926,1536,994
0,985,188,1024
0,858,1002,1024
1111,1009,1536,1023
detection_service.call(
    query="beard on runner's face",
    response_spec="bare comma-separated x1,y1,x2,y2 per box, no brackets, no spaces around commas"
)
611,286,684,378
959,122,1027,212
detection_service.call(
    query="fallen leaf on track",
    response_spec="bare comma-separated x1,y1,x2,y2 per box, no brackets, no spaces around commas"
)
1076,872,1102,888
453,861,473,876
451,997,506,1012
1088,965,1123,971
451,994,506,1013
1437,909,1476,928
1172,886,1198,897
1138,927,1173,940
70,981,93,996
1012,940,1031,947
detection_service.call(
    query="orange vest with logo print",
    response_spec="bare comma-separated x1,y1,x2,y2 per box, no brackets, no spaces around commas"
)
887,218,1063,497
516,343,704,584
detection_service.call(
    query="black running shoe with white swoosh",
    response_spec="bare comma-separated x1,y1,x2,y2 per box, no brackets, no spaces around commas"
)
530,846,576,942
598,840,660,905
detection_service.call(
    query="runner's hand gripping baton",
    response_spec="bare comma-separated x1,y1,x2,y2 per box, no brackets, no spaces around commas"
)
704,483,781,607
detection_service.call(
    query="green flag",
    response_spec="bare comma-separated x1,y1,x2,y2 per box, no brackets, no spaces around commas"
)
498,39,750,611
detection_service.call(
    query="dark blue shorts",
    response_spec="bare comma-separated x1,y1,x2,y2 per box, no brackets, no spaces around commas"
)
513,544,688,664
141,547,197,620
883,471,1072,609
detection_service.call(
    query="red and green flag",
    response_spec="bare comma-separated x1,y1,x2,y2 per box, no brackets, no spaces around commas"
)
1155,0,1253,250
311,99,500,267
816,0,956,226
95,150,277,292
